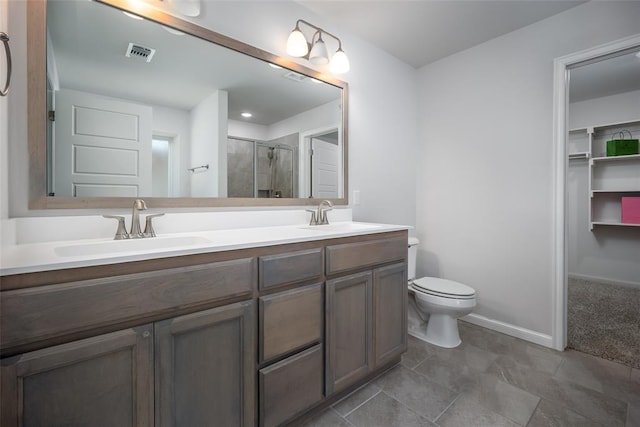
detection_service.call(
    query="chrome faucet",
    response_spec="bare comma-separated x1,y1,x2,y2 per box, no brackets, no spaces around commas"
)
129,199,147,238
103,199,164,240
307,200,333,225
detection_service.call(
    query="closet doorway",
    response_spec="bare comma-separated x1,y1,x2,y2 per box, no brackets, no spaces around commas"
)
556,36,640,367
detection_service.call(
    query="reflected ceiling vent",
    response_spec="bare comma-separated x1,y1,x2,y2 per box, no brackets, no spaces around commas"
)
283,71,307,82
125,43,156,63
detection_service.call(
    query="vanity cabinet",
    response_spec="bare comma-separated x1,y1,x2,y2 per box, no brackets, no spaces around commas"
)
373,263,408,367
326,271,373,394
1,325,154,427
1,230,408,426
155,301,255,427
325,237,408,396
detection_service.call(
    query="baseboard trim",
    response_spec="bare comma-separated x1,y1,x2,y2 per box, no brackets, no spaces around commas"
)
461,313,554,348
568,273,640,289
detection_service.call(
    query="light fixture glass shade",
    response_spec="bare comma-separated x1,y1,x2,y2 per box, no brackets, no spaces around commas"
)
287,29,309,57
330,49,350,74
309,36,329,65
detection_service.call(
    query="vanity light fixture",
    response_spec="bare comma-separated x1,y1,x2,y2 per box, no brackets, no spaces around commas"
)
286,19,350,74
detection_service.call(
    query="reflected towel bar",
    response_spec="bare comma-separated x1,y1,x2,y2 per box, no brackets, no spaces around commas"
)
188,164,209,173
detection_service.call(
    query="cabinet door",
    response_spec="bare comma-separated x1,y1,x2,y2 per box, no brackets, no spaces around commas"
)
325,271,373,395
155,301,255,427
1,325,153,427
373,263,408,367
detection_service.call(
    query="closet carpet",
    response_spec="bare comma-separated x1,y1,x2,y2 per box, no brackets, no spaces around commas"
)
567,277,640,369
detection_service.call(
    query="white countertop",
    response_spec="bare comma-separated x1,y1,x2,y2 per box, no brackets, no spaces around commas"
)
0,222,410,276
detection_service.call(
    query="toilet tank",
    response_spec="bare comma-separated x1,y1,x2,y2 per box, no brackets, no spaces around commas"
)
408,237,419,281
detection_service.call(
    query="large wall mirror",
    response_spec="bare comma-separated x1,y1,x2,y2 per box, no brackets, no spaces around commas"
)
28,0,348,209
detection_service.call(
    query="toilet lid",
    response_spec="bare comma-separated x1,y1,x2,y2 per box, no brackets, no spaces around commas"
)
412,277,475,297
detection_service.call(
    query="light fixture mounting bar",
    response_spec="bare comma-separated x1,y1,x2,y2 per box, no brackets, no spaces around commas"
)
295,19,344,51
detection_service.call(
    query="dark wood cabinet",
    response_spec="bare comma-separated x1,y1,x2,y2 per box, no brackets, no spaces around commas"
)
1,230,408,426
373,263,408,367
155,301,255,427
1,325,154,427
325,271,373,394
325,260,408,396
259,283,322,363
259,344,324,427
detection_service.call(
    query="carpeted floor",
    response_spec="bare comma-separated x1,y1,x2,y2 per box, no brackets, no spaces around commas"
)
567,277,640,369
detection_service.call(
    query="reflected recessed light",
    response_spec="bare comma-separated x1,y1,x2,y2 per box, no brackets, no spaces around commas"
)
269,64,282,69
241,112,252,118
123,11,143,20
636,51,640,59
310,78,322,84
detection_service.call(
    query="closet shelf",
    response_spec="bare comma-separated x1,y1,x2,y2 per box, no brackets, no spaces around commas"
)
591,153,640,164
592,221,640,228
591,189,640,193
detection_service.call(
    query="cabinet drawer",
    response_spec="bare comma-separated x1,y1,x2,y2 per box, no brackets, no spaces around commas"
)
1,258,256,352
259,283,322,362
259,344,324,427
326,236,407,275
259,248,323,290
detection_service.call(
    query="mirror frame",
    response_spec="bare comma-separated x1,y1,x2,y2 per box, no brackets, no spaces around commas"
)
27,0,349,209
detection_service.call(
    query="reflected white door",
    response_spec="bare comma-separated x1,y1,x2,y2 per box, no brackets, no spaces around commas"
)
311,138,339,198
53,89,152,197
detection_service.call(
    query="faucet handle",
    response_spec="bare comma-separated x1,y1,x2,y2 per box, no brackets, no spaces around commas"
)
143,213,165,238
306,209,318,226
103,215,130,240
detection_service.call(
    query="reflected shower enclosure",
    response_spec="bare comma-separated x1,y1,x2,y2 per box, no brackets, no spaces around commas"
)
227,135,298,198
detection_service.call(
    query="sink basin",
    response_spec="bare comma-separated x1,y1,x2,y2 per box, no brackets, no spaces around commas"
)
298,222,383,232
55,235,212,257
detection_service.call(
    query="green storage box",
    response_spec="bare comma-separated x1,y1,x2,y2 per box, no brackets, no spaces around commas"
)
606,130,639,156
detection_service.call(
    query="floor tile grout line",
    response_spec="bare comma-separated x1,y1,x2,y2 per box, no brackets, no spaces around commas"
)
328,406,355,426
523,396,542,427
432,391,462,424
378,389,441,424
338,389,382,418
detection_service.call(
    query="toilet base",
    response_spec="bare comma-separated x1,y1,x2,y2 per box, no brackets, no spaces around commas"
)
408,291,463,348
408,316,462,348
424,314,461,348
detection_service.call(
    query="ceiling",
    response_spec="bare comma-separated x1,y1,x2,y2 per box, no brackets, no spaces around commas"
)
299,0,640,101
298,0,587,69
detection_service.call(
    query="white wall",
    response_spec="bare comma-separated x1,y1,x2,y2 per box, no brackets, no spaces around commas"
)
189,90,228,197
266,99,342,141
568,90,640,287
4,1,418,230
151,105,191,197
228,119,268,142
416,1,640,338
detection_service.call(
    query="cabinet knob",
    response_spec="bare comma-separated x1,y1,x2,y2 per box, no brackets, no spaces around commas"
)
142,330,151,338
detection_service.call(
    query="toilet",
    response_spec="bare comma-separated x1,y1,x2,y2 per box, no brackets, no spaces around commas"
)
407,237,476,348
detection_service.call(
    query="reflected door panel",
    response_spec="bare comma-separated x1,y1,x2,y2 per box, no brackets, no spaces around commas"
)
54,89,152,197
311,138,339,199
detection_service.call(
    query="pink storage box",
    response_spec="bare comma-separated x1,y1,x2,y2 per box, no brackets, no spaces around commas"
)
621,197,640,224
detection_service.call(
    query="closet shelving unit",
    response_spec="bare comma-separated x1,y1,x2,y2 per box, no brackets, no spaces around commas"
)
568,119,640,230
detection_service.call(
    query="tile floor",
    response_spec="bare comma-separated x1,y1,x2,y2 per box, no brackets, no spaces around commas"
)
302,321,640,427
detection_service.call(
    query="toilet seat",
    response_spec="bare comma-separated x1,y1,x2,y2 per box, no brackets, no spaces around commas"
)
412,277,475,299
